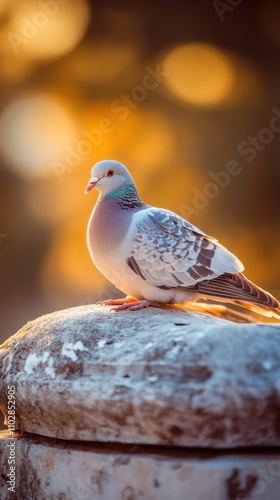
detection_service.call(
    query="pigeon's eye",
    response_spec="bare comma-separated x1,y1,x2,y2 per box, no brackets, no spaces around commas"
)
106,169,115,177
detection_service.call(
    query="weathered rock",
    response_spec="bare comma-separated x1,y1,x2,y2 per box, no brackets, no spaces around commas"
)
1,430,280,500
0,305,280,448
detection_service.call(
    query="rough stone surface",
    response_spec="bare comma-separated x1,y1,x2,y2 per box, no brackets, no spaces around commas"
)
0,305,280,447
1,431,280,500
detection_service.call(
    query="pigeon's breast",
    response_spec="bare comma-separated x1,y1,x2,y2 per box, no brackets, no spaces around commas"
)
87,199,154,297
87,198,135,274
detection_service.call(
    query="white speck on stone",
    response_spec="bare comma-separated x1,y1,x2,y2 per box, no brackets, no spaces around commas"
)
97,339,107,349
144,342,153,350
263,360,272,370
24,352,49,374
45,357,55,379
197,332,205,338
62,341,89,361
1,349,13,376
115,341,124,348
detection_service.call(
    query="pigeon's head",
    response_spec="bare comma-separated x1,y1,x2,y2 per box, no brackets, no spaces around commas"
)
85,160,135,195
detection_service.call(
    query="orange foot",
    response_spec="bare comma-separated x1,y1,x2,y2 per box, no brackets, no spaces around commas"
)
96,296,162,311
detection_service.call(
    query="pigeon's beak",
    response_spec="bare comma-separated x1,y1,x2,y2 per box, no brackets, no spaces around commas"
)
84,177,99,194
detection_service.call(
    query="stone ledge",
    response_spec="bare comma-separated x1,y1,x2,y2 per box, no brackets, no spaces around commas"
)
0,305,280,447
1,431,280,500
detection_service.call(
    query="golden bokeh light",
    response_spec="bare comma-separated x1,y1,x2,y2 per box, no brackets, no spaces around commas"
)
149,164,206,213
0,95,78,178
0,0,10,18
162,42,235,106
23,175,86,227
7,0,90,61
0,53,34,84
117,110,175,172
220,225,280,291
226,55,261,105
41,216,106,304
82,103,175,182
56,42,140,87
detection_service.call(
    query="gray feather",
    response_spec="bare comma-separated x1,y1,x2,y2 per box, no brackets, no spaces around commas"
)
127,207,244,289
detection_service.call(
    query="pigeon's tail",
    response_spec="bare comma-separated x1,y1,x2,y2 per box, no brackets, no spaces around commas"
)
195,272,280,320
233,300,280,320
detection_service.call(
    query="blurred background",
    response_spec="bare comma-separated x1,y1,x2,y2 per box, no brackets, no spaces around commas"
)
0,0,280,345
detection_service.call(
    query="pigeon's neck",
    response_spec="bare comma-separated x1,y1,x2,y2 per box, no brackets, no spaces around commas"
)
88,185,145,255
101,184,145,210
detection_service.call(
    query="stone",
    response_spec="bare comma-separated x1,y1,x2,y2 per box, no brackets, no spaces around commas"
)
0,305,280,448
1,431,280,500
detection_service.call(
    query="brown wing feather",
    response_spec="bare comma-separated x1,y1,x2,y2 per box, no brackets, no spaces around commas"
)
192,272,279,309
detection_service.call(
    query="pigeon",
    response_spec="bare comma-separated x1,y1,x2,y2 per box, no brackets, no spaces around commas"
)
85,160,280,318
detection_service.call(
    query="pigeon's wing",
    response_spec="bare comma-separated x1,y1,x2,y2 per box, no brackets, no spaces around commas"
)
127,207,244,289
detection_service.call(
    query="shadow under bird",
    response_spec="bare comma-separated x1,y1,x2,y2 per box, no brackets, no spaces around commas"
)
85,160,280,319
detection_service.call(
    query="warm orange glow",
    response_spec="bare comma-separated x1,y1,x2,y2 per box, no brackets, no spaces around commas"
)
162,42,235,106
7,0,90,61
0,55,34,84
82,104,175,180
41,217,106,302
23,175,86,226
58,42,139,87
150,164,206,213
0,0,10,18
226,56,261,105
0,95,78,178
222,227,280,288
114,110,175,172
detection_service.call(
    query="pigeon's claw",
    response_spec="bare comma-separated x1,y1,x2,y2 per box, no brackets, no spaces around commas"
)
113,300,163,311
96,296,162,311
96,296,138,306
